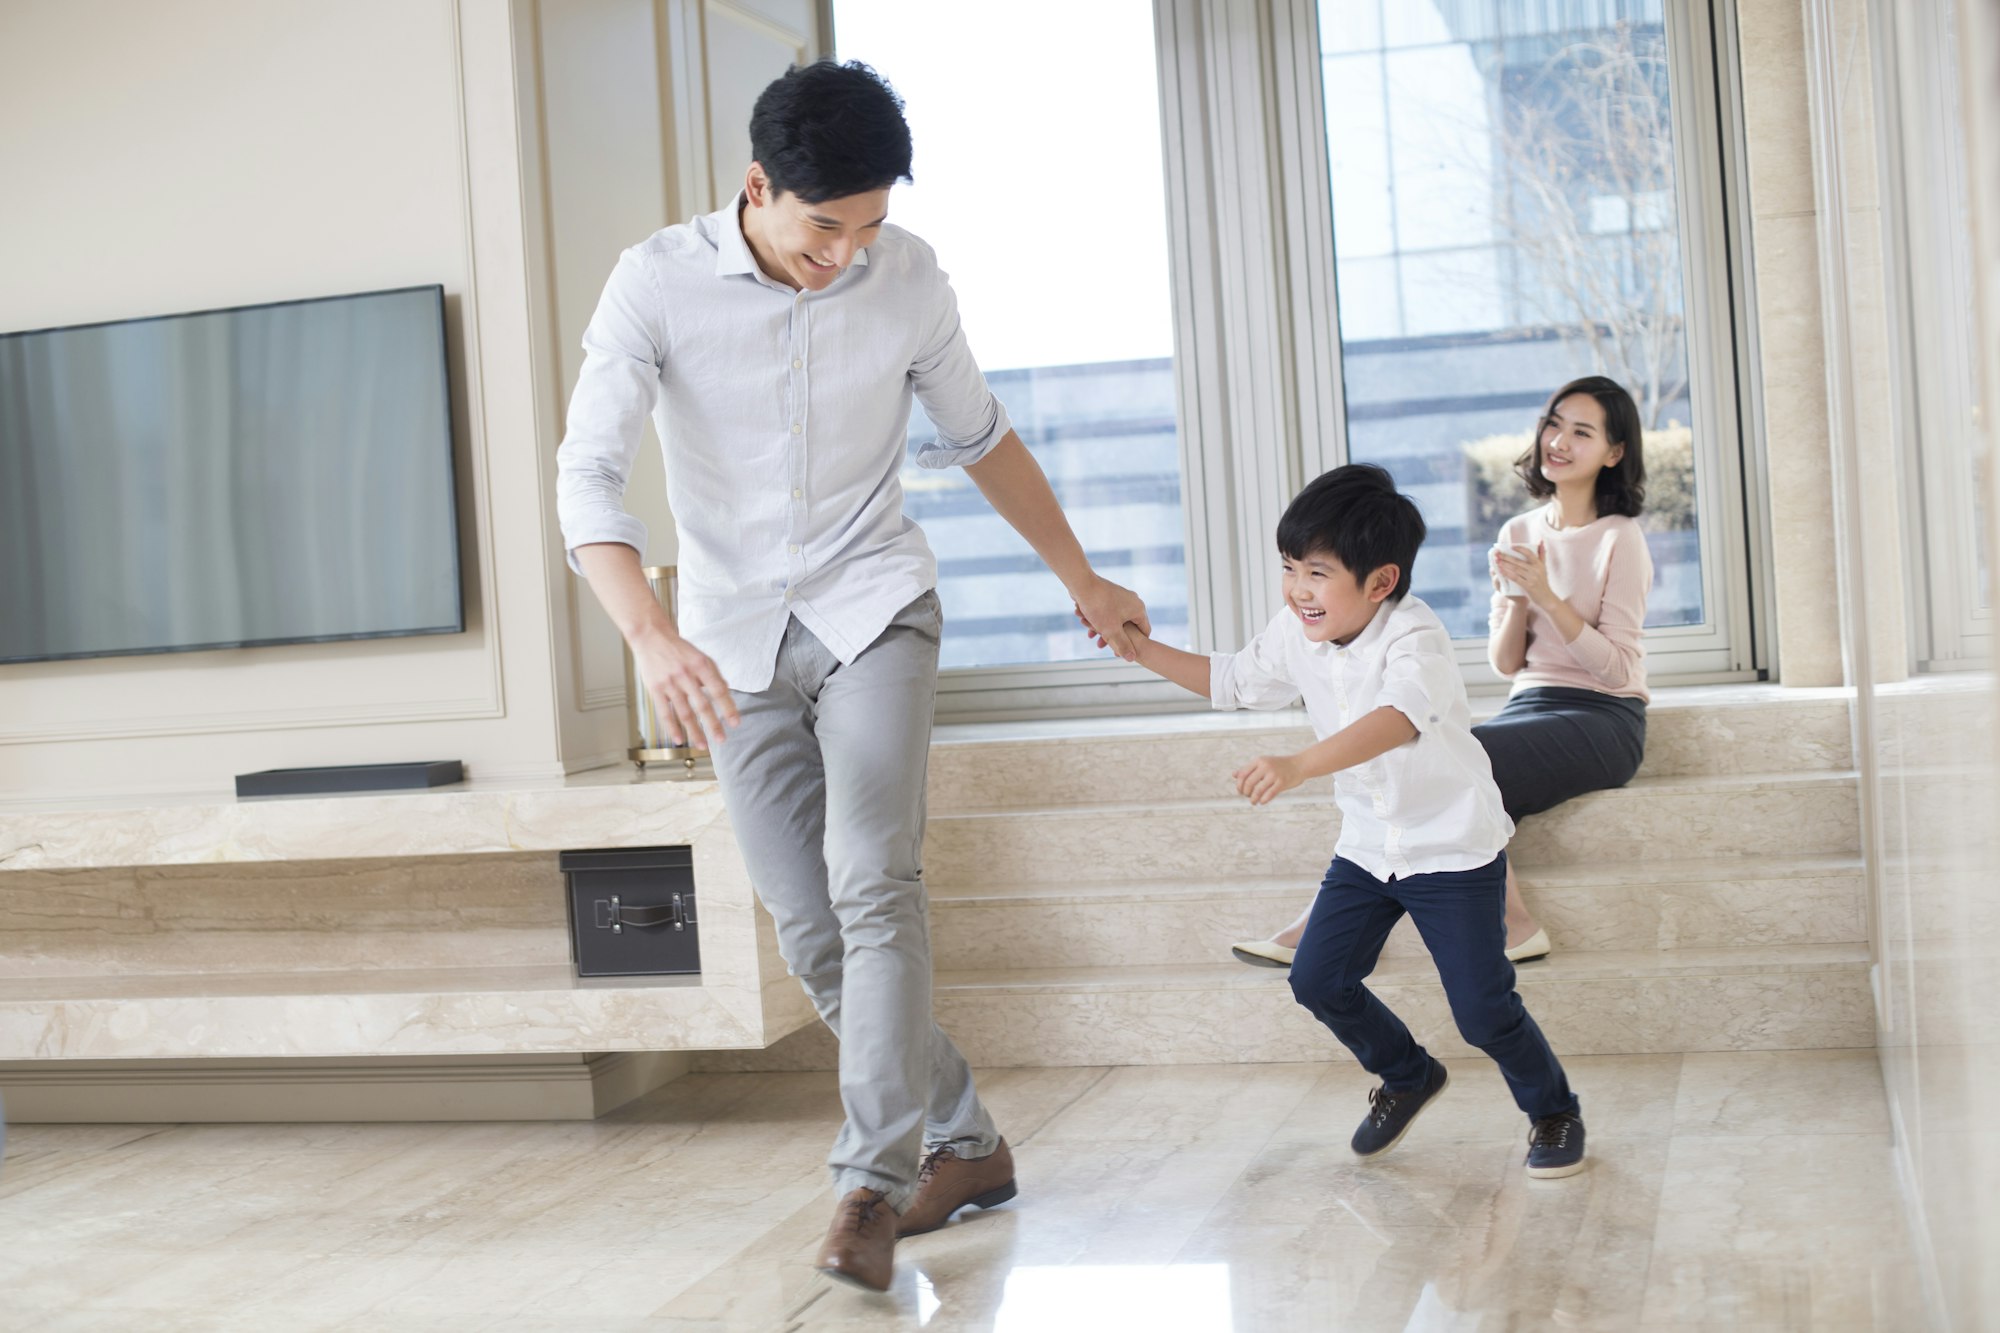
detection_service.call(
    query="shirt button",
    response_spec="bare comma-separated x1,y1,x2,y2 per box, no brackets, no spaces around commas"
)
792,488,803,499
791,424,802,434
793,359,803,369
788,543,800,554
784,588,795,601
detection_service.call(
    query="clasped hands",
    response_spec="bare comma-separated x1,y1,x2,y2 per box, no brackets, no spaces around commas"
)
1069,576,1152,662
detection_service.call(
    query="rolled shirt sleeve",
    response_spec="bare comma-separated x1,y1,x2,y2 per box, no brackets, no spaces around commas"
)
555,248,661,574
1376,624,1458,736
908,250,1013,470
1211,611,1305,711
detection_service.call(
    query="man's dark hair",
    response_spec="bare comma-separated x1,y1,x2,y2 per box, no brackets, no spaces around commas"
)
749,60,914,203
1276,463,1428,601
1514,375,1648,517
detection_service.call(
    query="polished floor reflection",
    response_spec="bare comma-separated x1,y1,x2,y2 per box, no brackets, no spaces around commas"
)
0,1050,1923,1330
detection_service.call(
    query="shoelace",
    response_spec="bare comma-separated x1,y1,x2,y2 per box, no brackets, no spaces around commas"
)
1366,1086,1403,1129
837,1191,887,1233
1529,1115,1577,1151
916,1146,958,1187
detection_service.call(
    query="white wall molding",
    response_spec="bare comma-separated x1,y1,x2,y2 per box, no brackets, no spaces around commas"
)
446,0,513,734
0,691,507,749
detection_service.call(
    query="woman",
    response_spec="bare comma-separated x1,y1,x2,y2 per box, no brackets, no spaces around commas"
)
1231,374,1652,966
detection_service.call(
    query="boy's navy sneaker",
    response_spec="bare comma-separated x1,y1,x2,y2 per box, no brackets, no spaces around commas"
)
1351,1058,1449,1157
1525,1111,1587,1177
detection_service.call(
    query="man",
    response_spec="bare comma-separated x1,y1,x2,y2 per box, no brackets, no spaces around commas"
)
555,60,1147,1292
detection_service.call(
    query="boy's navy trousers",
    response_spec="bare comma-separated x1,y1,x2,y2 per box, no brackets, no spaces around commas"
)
1289,852,1579,1120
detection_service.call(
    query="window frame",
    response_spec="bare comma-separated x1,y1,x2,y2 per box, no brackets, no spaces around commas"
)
897,0,1769,721
1291,0,1764,687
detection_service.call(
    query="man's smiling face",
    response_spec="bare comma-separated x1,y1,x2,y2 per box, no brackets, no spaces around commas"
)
741,165,890,293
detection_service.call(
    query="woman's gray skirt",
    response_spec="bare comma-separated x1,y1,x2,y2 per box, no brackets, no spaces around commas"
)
1472,686,1648,822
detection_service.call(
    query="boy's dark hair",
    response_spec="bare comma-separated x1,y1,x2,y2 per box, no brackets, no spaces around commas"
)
749,60,914,203
1276,463,1428,601
1514,375,1648,517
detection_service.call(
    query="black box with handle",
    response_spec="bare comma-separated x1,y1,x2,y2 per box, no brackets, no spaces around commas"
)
559,846,701,977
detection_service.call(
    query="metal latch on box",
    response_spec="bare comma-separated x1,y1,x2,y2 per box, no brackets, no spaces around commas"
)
594,893,695,934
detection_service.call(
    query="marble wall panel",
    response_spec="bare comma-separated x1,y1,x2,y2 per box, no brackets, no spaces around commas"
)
925,695,1857,816
695,960,1873,1073
1631,698,1853,776
0,855,569,978
0,973,768,1061
0,770,734,874
924,774,1859,890
1504,775,1860,863
1809,0,2000,1311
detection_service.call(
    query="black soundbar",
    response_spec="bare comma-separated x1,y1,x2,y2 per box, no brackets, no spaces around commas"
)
234,760,464,799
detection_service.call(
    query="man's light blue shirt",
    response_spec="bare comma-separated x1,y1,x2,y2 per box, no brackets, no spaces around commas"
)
554,194,1012,692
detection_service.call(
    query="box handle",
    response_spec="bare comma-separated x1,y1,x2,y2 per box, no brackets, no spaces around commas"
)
594,893,692,933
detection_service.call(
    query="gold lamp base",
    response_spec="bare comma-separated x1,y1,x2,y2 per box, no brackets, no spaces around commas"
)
625,566,714,781
628,745,710,779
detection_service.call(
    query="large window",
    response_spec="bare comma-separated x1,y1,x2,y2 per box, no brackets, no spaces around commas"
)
832,0,1190,672
828,0,1757,710
1320,1,1714,642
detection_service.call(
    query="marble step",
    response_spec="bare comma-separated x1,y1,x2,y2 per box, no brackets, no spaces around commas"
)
923,771,1859,889
925,688,1854,813
0,964,815,1062
926,855,1867,972
694,942,1875,1072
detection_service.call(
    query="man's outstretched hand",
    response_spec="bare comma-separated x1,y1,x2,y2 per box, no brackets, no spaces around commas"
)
1071,576,1150,662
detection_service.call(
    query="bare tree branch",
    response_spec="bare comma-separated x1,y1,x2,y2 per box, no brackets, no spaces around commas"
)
1486,22,1689,428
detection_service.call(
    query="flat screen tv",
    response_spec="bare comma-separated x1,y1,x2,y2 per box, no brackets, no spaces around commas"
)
0,285,462,664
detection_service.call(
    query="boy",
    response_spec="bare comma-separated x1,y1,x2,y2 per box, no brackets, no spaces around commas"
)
1113,464,1586,1177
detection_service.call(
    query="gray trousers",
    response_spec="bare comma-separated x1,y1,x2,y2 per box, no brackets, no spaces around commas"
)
709,591,998,1211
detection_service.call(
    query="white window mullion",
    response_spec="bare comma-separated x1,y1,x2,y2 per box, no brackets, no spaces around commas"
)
1663,0,1761,678
1156,0,1243,662
1158,0,1316,654
1270,0,1347,484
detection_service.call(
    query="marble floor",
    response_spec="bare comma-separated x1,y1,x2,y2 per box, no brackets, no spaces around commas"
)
0,1050,1925,1331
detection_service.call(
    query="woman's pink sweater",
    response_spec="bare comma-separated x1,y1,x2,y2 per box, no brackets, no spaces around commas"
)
1488,506,1653,702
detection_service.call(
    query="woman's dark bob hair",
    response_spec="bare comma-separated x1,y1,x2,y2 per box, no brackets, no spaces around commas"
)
1514,375,1647,518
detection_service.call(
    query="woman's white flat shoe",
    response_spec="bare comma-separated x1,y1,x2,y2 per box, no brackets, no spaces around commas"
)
1231,939,1295,968
1505,928,1552,963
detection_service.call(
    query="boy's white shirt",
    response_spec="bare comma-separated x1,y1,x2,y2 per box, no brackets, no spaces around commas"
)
1209,595,1514,881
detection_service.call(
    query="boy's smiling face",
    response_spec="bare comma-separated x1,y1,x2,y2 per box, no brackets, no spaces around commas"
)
1282,550,1399,645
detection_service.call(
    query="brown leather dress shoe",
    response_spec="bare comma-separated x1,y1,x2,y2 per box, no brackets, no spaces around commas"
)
897,1137,1018,1236
815,1187,899,1292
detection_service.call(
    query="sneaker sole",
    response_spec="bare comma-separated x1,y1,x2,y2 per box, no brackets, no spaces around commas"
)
897,1179,1019,1237
1525,1157,1588,1179
1352,1065,1450,1159
1230,945,1293,969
